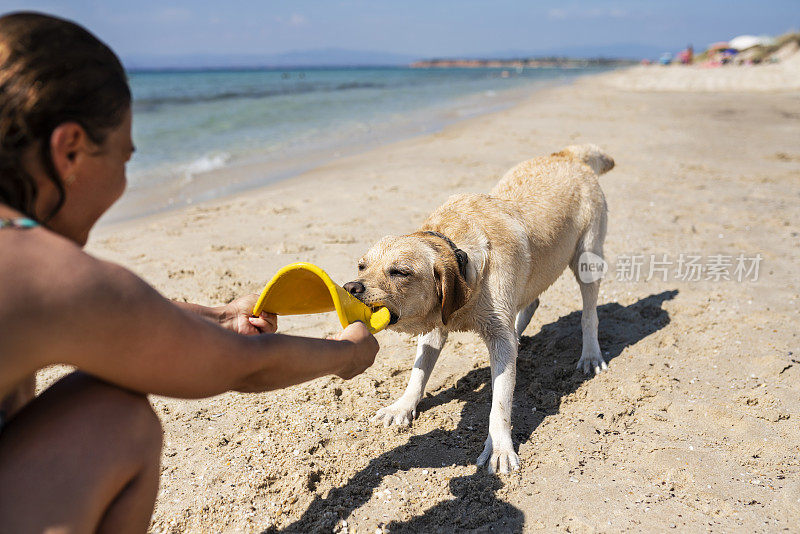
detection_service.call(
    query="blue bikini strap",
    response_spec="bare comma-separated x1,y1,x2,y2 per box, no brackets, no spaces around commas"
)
0,217,39,229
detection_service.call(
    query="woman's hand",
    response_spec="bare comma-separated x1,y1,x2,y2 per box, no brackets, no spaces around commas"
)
327,322,379,379
220,293,277,335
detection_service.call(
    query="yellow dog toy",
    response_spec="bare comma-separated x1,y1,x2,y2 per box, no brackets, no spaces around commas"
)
252,262,391,334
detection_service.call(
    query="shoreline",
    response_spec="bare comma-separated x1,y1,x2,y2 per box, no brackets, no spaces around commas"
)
99,69,607,227
93,81,537,235
75,67,800,533
99,53,800,233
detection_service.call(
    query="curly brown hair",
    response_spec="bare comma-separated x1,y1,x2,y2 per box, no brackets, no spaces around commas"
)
0,12,131,221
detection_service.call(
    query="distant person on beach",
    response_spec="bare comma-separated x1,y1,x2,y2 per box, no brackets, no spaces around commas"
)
0,12,379,533
678,44,694,65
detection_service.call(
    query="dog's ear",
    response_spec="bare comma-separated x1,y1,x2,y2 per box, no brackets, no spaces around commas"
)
434,254,470,325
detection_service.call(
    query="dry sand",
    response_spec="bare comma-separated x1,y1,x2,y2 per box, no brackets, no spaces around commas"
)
43,66,799,532
597,53,800,93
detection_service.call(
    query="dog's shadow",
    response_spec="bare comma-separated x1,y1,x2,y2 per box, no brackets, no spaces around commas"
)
269,290,678,533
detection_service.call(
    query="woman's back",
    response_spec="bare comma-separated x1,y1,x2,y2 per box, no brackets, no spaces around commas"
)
0,215,87,394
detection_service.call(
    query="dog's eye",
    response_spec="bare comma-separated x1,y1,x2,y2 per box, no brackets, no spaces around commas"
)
358,263,366,271
389,268,412,277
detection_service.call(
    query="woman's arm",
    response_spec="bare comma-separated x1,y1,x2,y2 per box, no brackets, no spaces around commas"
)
172,300,225,323
174,296,278,335
21,241,377,399
0,374,35,423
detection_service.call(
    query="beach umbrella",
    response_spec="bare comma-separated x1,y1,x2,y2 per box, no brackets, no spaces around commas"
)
729,35,775,51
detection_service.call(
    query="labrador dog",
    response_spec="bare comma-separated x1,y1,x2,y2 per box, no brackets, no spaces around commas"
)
344,144,614,473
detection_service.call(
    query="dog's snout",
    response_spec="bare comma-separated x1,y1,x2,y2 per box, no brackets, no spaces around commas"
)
344,281,365,295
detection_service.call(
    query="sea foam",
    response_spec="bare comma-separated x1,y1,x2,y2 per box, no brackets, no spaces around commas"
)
181,153,231,180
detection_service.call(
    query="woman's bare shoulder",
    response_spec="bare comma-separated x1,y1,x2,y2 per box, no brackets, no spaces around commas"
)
0,228,138,354
0,229,97,381
1,228,104,297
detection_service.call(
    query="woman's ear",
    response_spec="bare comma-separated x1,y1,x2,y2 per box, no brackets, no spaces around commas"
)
433,255,470,325
49,122,88,180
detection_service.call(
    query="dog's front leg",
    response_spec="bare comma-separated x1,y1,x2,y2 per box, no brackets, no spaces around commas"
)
477,330,520,473
372,328,448,427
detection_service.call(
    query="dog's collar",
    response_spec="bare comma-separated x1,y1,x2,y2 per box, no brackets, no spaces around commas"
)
421,230,469,279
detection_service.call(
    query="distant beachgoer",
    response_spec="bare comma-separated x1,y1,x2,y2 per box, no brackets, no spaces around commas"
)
0,12,379,532
677,44,694,65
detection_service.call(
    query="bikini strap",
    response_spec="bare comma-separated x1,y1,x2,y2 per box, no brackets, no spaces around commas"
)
0,217,39,229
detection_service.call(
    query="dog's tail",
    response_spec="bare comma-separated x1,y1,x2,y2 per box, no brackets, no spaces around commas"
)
557,144,615,175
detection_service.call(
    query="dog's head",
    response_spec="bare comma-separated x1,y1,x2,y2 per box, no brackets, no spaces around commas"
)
344,232,471,334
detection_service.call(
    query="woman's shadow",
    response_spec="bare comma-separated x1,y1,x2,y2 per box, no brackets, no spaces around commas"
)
270,290,678,533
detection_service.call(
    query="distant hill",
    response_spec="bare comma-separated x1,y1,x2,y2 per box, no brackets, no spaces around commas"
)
411,57,636,69
123,48,417,70
483,43,675,61
123,43,671,70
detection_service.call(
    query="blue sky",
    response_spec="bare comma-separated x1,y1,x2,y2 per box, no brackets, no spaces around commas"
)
1,1,797,63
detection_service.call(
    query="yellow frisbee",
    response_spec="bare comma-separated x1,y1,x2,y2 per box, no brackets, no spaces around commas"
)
252,262,391,334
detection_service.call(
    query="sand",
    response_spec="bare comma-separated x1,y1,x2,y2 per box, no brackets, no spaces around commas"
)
41,65,799,532
597,54,800,93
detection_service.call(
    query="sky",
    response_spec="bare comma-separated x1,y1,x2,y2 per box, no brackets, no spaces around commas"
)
0,1,798,66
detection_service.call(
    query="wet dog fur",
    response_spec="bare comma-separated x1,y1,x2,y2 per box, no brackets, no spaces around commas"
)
345,144,614,473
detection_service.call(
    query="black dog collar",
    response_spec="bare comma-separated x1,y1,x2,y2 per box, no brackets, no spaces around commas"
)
422,231,469,279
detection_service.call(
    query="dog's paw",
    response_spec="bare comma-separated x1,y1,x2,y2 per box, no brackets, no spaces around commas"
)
371,399,417,427
577,352,608,375
476,436,520,474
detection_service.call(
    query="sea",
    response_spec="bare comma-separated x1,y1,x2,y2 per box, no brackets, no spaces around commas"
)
104,65,613,224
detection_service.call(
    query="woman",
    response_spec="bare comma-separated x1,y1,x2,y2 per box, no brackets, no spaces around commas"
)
0,12,379,533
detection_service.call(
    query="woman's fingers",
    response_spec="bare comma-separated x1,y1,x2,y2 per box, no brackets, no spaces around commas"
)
247,313,278,334
261,312,278,332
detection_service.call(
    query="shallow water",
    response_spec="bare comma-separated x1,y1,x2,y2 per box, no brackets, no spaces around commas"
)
106,66,612,223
